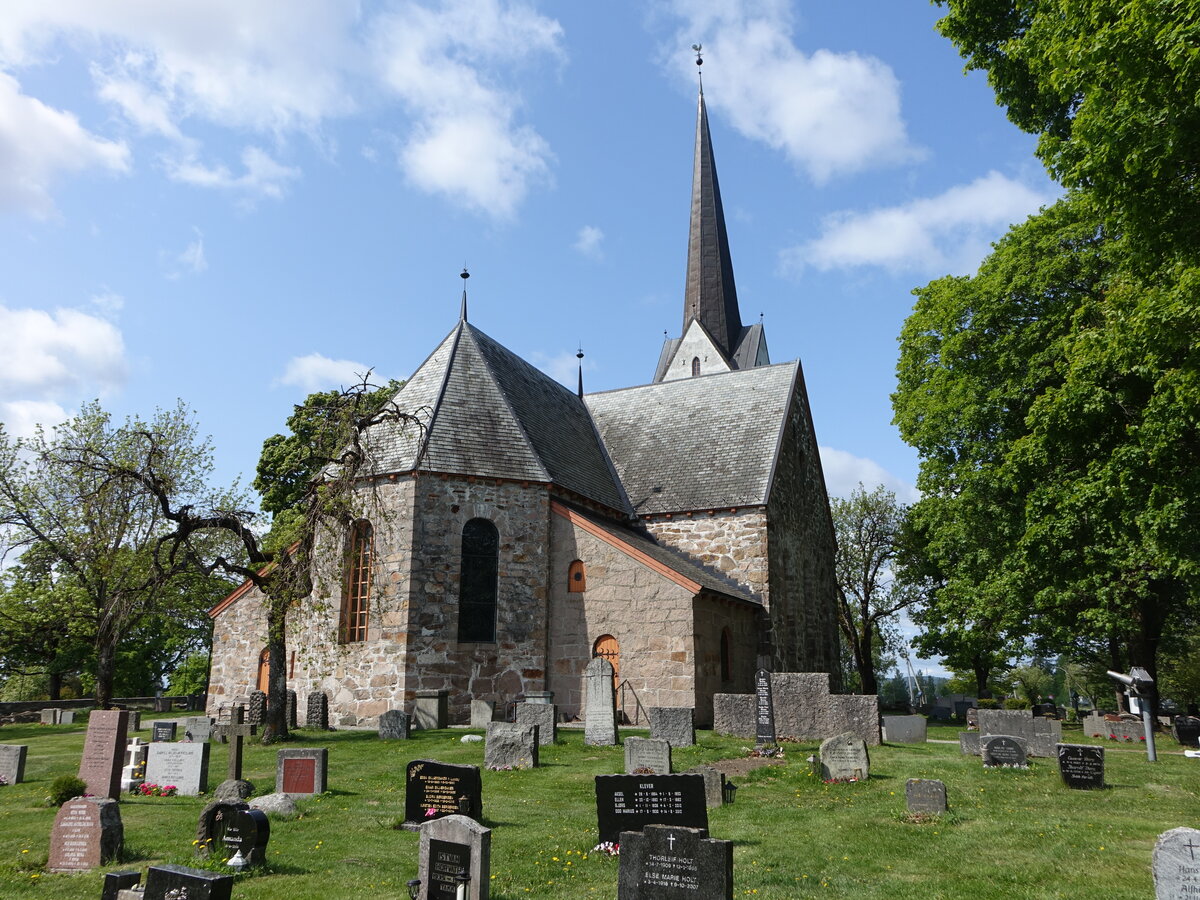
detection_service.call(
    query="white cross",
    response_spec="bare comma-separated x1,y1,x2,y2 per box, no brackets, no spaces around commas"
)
666,833,676,851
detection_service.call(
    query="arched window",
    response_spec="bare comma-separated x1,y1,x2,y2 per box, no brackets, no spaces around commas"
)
458,518,499,642
720,627,733,683
691,357,701,376
340,520,373,643
568,559,587,592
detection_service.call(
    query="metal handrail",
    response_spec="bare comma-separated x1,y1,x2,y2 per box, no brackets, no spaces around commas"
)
616,678,648,726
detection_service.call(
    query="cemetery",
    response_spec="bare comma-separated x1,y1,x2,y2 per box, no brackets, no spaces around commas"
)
0,711,1195,898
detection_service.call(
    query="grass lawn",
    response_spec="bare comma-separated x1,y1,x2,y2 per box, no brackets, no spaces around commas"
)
0,717,1194,898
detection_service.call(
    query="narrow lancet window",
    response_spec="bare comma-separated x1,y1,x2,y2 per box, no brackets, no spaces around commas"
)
692,357,701,376
458,518,499,642
340,520,373,643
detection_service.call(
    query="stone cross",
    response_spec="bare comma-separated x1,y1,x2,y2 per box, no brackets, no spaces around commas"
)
225,707,256,782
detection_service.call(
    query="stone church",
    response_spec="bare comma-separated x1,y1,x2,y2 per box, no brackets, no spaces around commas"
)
206,86,841,728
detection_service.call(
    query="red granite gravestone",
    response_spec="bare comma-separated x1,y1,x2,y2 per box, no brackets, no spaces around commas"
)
48,797,122,872
78,710,129,800
282,758,315,794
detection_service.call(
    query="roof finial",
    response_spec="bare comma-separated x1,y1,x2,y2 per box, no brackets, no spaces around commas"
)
576,345,585,398
459,266,469,322
692,43,703,93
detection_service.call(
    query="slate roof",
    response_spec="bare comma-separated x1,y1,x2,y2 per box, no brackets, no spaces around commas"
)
362,321,630,513
585,361,799,515
560,504,759,605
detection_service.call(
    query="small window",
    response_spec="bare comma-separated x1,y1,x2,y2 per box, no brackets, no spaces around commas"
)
720,627,732,682
568,559,587,592
340,520,373,643
691,357,701,376
458,518,499,642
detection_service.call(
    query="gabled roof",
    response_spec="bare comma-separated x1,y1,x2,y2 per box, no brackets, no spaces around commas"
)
362,321,630,514
585,361,799,515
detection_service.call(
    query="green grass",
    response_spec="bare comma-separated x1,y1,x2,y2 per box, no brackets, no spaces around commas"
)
0,718,1194,898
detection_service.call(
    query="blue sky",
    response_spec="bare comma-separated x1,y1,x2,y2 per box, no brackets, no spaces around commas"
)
0,2,1057,672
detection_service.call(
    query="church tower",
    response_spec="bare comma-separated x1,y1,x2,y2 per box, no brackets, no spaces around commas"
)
654,83,770,382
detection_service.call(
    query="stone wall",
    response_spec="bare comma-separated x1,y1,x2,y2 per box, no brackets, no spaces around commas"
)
546,508,700,723
207,582,267,716
643,509,769,603
712,673,880,746
691,594,760,727
764,368,841,683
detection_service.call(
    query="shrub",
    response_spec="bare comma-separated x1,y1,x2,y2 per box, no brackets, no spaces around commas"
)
1003,697,1032,710
48,775,88,806
975,698,999,709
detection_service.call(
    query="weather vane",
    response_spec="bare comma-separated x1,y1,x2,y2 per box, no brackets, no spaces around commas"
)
692,43,703,90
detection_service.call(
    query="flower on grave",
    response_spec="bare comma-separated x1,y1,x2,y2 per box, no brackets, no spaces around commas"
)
591,842,619,857
425,808,438,818
0,774,8,786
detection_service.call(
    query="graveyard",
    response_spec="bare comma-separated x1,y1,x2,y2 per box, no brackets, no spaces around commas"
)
0,714,1196,898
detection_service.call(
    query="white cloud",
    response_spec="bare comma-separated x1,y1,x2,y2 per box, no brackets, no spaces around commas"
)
276,353,376,392
785,172,1058,276
573,225,605,259
819,446,918,503
532,350,589,390
89,290,125,316
373,0,563,218
169,146,300,200
172,228,207,277
663,0,919,181
0,305,127,438
0,70,129,217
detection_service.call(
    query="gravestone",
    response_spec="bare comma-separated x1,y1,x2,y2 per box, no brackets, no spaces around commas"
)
78,709,129,800
618,823,733,899
195,800,248,858
286,689,298,730
584,656,619,746
144,863,234,900
418,813,491,900
686,765,726,808
649,707,695,748
594,773,708,844
982,735,1028,768
958,732,980,755
965,708,979,730
754,669,776,746
59,709,76,725
954,701,973,720
977,709,1061,757
882,715,927,743
151,720,178,742
524,690,554,704
414,690,449,730
928,705,951,722
905,778,948,815
470,700,496,728
247,690,267,726
404,759,483,829
0,744,27,784
515,702,557,745
41,708,58,725
127,710,142,732
379,709,411,740
102,871,141,900
625,736,672,775
221,806,271,867
1172,716,1200,748
306,691,329,730
216,706,255,799
48,797,122,872
818,732,870,781
121,738,149,793
484,722,538,770
1153,826,1200,900
145,741,210,795
276,747,328,796
184,716,214,743
1056,743,1105,790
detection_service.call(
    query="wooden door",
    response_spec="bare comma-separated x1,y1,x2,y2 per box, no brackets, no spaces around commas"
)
593,634,619,689
256,647,270,693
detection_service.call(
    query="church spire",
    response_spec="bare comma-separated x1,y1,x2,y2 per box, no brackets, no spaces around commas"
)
682,50,742,359
459,267,469,321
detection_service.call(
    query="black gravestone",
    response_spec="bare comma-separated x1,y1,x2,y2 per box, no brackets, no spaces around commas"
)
754,669,775,746
195,800,248,858
595,773,708,845
403,759,483,829
144,863,234,900
221,807,270,865
982,735,1028,768
1172,715,1200,748
247,690,267,726
102,870,141,900
151,721,177,743
427,838,471,899
1056,743,1105,789
618,824,732,899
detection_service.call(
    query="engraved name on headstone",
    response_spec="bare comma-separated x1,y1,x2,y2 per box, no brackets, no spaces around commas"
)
982,735,1028,768
276,748,328,796
625,736,672,775
754,669,775,746
418,815,491,900
403,760,483,829
144,742,210,795
1153,826,1200,900
48,797,122,872
618,824,733,899
1056,743,1105,790
584,657,619,746
78,709,129,800
594,773,708,845
905,778,947,815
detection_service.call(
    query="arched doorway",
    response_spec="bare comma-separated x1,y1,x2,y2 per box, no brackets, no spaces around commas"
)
592,634,619,689
256,647,270,693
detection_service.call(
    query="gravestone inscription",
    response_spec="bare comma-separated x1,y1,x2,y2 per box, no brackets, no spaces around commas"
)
515,702,557,745
0,744,27,784
276,747,328,796
418,814,491,900
221,807,271,866
649,707,695,748
48,797,122,872
905,779,947,815
594,773,708,845
484,722,538,770
404,759,483,829
1056,743,1105,790
584,656,619,746
195,800,247,858
143,863,234,900
819,732,870,781
618,824,733,899
78,709,129,800
754,669,775,746
145,741,210,795
982,735,1028,768
379,709,411,740
625,736,672,775
184,716,214,742
1153,826,1200,900
151,720,177,743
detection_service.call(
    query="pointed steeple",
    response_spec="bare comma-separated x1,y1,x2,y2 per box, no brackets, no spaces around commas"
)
459,267,470,321
683,82,742,358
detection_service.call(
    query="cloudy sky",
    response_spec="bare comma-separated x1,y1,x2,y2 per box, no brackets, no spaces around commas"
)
0,0,1055,522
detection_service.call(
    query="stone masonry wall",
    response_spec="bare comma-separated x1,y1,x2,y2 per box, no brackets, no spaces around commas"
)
643,510,769,604
547,510,699,723
691,594,761,727
765,367,842,685
207,584,268,715
403,476,551,725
